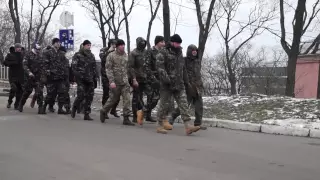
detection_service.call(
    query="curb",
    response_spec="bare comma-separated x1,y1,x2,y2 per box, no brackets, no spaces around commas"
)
198,118,320,139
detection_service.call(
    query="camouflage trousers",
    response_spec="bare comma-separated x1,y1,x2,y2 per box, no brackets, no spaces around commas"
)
157,89,191,122
20,77,44,107
8,81,23,108
131,82,146,119
102,76,119,113
170,93,203,126
144,83,160,113
45,79,69,107
72,80,95,115
101,84,131,117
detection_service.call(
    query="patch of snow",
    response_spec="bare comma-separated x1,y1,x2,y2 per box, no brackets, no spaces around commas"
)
263,119,320,129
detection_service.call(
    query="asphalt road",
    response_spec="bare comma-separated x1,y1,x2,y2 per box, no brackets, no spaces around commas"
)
0,97,320,180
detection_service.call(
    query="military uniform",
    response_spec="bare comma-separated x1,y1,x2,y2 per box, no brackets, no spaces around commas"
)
71,44,97,120
169,45,206,129
143,46,162,122
42,46,70,114
18,49,46,113
155,34,200,135
128,37,148,125
99,45,119,118
100,40,134,126
3,45,24,110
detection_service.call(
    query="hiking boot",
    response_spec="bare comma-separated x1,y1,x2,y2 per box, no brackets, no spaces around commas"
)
136,110,144,125
184,123,201,135
163,120,173,130
100,110,106,123
84,114,93,121
156,122,168,134
195,124,207,130
122,116,135,126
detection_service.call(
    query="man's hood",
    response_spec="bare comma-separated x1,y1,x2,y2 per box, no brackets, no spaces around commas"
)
186,44,198,58
136,37,147,50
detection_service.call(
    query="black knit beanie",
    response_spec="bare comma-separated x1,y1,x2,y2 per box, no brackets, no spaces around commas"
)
154,36,164,45
116,39,125,47
52,38,60,45
82,40,91,46
170,34,182,43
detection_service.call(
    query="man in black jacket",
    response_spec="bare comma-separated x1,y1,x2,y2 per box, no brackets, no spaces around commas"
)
3,43,25,110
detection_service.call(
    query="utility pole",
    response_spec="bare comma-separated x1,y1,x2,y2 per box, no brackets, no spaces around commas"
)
162,0,170,42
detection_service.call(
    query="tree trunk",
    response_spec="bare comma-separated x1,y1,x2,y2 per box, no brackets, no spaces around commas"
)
146,21,153,49
229,73,237,95
27,0,34,50
8,0,21,43
122,0,131,53
162,0,170,42
285,55,298,96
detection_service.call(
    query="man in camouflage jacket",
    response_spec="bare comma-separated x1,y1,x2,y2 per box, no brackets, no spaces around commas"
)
18,43,46,114
99,39,120,119
128,37,147,125
155,34,201,135
71,40,97,120
169,44,206,130
100,39,135,126
42,38,70,115
143,36,166,123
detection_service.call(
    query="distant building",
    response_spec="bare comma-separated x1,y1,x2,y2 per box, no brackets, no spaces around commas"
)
241,67,287,95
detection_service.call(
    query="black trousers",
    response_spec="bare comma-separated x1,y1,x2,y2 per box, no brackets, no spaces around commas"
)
8,80,23,108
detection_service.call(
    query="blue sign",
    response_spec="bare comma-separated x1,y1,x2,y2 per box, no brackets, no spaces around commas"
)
59,29,74,50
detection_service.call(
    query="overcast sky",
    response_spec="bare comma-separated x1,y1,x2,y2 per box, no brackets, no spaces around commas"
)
18,0,320,60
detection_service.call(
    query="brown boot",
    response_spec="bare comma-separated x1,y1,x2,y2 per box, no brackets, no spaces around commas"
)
184,123,201,135
156,122,167,134
163,120,173,130
136,110,144,125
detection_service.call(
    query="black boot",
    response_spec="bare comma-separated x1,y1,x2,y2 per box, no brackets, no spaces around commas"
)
18,98,27,112
84,114,93,121
7,102,12,109
110,110,120,118
38,104,46,114
18,104,23,112
41,103,48,114
100,110,106,123
145,111,156,123
58,106,67,114
71,106,77,118
48,105,55,113
123,116,135,126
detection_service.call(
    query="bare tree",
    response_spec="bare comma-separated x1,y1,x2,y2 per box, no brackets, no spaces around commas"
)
78,0,115,47
78,0,135,47
8,0,21,43
162,0,170,42
277,0,320,96
215,0,276,95
26,0,34,50
33,0,64,45
121,0,134,53
146,0,161,49
193,0,217,61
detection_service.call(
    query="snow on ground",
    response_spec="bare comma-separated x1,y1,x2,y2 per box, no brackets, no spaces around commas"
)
87,91,319,129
